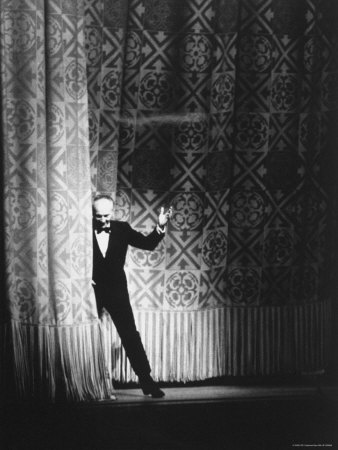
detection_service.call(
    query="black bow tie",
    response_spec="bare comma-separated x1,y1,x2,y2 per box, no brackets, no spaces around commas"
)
96,227,110,234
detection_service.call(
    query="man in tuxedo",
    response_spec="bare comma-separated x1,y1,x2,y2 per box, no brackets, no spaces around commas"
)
92,194,172,398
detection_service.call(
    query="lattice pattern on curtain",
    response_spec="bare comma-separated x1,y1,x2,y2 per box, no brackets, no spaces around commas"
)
0,0,112,400
85,0,337,382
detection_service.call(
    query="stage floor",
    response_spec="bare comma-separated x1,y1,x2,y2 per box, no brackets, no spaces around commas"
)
90,383,338,406
2,382,337,450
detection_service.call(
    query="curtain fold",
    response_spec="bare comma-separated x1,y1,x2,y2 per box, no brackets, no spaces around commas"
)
0,0,112,400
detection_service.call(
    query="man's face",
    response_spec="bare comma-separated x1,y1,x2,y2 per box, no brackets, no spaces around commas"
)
93,198,114,230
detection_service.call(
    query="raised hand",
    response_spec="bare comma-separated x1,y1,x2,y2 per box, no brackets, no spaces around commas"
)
158,206,173,227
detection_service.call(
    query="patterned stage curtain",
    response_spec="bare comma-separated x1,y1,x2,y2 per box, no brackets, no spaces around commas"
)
0,0,112,400
85,0,337,382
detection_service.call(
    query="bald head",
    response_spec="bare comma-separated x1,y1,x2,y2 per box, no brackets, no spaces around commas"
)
93,195,114,230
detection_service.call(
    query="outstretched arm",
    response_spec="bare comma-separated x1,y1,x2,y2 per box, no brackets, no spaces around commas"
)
127,206,173,250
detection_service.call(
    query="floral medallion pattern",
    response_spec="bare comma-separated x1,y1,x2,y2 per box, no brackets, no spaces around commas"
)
227,267,260,305
139,72,174,110
231,190,265,228
165,271,199,309
174,113,208,152
179,34,212,72
239,35,273,72
10,279,36,320
171,192,204,231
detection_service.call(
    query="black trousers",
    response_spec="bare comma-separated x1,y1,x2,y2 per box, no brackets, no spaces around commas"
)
99,293,151,379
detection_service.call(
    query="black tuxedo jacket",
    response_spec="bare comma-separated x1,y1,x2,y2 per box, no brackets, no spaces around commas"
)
93,220,164,311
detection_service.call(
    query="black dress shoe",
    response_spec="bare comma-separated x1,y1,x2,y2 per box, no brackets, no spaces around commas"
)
139,375,165,398
141,385,165,398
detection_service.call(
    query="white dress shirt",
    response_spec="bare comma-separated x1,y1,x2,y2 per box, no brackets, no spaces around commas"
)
95,229,110,257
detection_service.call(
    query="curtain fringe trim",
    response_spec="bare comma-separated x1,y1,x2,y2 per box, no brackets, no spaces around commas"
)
7,320,113,401
100,301,332,382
